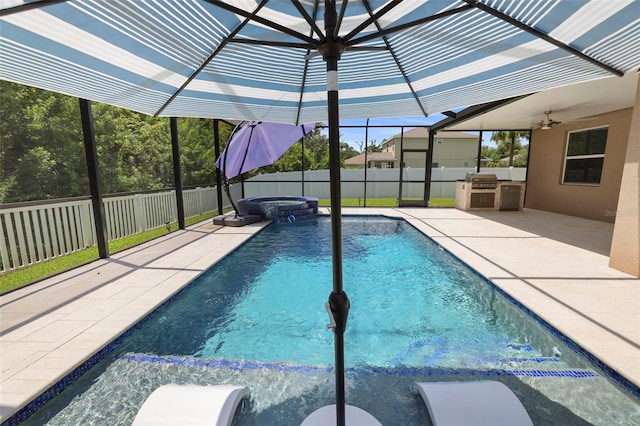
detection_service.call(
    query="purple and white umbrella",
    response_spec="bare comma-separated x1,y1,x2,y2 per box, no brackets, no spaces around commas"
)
216,121,315,179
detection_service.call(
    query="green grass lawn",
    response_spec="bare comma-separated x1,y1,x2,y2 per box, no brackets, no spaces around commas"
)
318,197,455,207
0,212,217,294
0,201,456,294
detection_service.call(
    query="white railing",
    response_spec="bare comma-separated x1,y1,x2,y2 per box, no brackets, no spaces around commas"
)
0,198,94,274
1,168,525,274
1,186,223,274
244,167,527,199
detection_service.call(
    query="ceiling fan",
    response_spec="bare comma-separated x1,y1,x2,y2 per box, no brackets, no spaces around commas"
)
538,110,561,129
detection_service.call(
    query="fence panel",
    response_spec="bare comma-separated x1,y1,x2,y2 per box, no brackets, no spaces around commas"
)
103,191,178,241
245,167,526,200
0,199,94,273
199,187,218,214
1,168,527,274
139,191,176,232
183,188,200,218
183,187,219,219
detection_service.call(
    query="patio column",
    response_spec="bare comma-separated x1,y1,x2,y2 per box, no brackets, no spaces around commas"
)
214,119,224,216
79,99,109,258
609,75,640,277
170,117,185,230
425,127,435,204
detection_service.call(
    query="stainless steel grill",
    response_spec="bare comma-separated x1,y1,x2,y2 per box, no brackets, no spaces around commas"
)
465,173,498,189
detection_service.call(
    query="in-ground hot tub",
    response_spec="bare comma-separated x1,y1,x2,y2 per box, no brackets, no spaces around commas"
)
237,196,319,223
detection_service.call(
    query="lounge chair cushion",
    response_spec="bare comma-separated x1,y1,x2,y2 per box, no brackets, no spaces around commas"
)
415,381,533,426
132,383,248,426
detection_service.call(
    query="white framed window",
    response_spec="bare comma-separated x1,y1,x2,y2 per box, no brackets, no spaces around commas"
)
562,126,608,185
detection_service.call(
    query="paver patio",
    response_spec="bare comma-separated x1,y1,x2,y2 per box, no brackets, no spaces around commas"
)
0,208,638,422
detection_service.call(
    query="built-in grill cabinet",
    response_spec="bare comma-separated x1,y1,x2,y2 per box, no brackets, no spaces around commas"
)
465,173,498,189
455,174,525,211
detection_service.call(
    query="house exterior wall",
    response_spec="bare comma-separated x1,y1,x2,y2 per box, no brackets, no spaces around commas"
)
431,138,479,167
381,134,479,168
525,108,633,223
609,76,640,276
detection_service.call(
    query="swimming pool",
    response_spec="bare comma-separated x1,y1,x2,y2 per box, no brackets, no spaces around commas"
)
21,217,640,425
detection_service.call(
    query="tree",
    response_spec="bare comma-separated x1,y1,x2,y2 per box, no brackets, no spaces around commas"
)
366,141,382,153
0,81,237,202
92,104,174,193
255,127,330,176
241,127,358,177
354,139,381,153
481,145,501,168
490,131,530,166
179,118,233,187
0,81,87,202
340,142,359,164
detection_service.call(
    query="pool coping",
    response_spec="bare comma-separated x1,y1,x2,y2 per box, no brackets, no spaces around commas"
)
1,208,638,423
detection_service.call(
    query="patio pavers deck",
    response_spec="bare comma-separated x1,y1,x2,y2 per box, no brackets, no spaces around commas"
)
0,208,638,422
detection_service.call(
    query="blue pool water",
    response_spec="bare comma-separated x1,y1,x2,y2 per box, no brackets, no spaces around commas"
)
22,217,640,425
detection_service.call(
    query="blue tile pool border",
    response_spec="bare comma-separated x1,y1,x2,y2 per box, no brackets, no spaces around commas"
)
400,214,640,400
1,228,260,426
5,214,639,425
119,353,597,378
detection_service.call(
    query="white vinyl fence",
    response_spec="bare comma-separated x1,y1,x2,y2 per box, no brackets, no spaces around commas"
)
1,167,524,274
0,187,225,273
244,167,526,199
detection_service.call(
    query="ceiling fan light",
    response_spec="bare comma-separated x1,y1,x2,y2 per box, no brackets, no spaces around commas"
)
541,122,551,130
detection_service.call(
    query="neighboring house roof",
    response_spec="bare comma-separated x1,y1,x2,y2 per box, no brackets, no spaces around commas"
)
344,152,395,166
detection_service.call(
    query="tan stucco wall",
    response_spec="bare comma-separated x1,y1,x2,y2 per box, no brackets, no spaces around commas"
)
525,108,633,223
609,76,640,276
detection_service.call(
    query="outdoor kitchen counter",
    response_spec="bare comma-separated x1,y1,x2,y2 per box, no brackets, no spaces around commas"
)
455,180,526,211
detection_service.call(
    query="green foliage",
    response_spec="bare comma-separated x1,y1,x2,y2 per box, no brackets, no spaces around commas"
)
0,81,86,202
484,131,530,167
353,139,382,153
366,141,383,153
340,142,359,163
0,82,237,202
180,119,233,187
92,104,174,193
243,126,331,178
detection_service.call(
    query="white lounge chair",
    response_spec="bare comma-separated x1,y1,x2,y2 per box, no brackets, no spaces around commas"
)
132,383,248,426
415,381,533,426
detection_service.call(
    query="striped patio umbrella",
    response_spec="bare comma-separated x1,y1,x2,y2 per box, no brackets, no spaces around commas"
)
2,1,638,123
2,1,639,424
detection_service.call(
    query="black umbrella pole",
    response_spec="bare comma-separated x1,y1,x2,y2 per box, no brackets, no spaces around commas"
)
326,52,349,426
323,2,349,424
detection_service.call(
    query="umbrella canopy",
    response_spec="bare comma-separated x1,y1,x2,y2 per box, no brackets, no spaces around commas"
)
2,1,640,424
215,121,315,179
1,1,638,124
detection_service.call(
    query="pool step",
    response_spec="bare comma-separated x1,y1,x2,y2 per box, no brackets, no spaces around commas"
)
275,206,317,223
118,354,598,379
237,196,319,223
500,357,560,364
507,343,534,352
